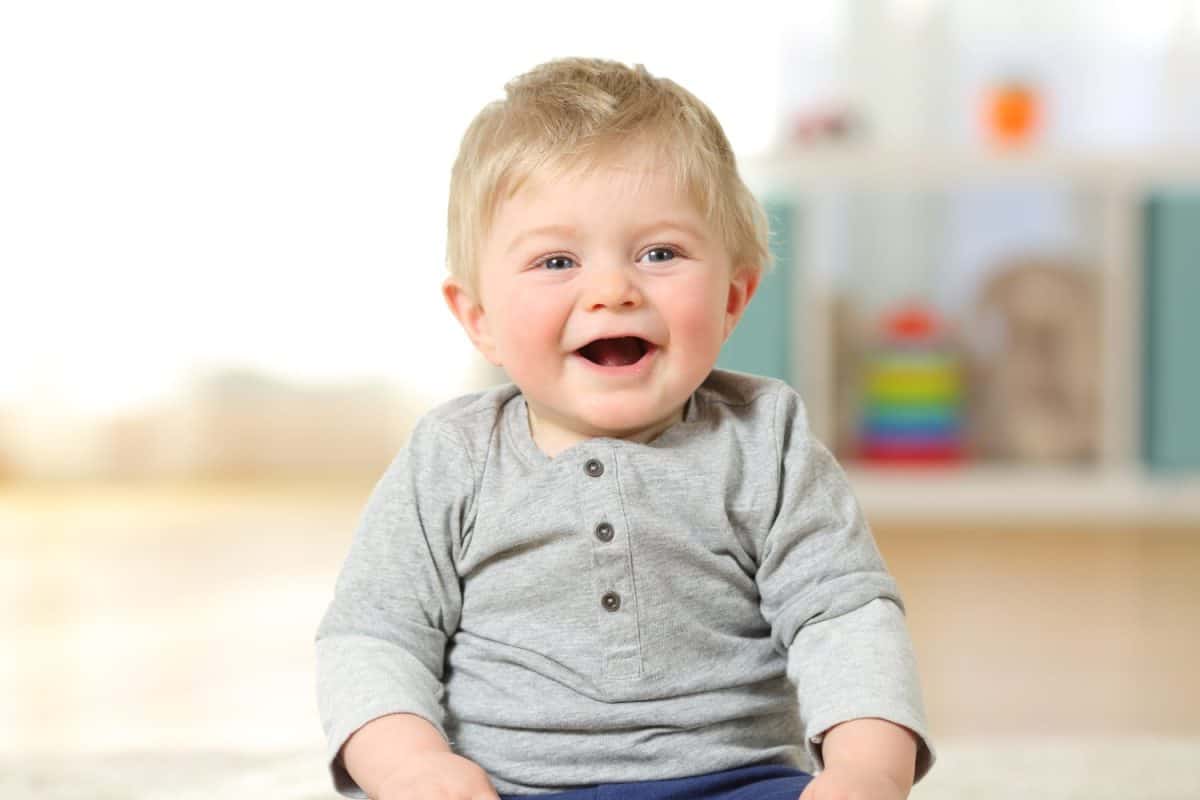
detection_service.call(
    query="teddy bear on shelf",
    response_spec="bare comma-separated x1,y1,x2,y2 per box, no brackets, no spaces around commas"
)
967,260,1101,464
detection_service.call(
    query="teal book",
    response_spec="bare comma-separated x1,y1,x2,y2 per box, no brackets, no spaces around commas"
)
717,200,795,383
1143,192,1200,472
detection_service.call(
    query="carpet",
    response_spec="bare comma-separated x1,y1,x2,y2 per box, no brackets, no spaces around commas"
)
4,738,1199,799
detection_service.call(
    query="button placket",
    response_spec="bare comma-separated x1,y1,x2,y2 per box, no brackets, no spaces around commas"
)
578,449,641,678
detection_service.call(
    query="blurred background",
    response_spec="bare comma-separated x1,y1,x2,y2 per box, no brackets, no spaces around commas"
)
3,1,1199,797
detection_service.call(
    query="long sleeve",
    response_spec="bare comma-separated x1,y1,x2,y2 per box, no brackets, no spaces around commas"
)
314,417,476,797
754,386,935,782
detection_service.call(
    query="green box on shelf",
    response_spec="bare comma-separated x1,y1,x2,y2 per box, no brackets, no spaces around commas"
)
717,200,795,384
1143,191,1200,472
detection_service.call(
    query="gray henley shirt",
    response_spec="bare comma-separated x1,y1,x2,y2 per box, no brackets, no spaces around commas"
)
315,369,934,796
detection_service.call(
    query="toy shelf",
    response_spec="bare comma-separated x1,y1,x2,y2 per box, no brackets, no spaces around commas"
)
844,464,1200,524
745,147,1200,190
735,146,1200,522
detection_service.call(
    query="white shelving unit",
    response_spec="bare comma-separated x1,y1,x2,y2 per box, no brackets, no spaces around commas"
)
743,147,1200,523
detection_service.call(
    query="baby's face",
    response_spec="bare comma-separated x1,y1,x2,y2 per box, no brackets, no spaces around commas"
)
452,153,757,455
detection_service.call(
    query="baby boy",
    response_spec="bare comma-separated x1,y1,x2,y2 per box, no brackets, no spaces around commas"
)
316,57,934,800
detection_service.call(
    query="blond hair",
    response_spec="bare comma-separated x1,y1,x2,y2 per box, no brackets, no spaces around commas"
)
446,57,771,295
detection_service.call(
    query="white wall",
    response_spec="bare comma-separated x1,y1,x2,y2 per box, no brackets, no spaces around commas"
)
3,0,1196,450
1,0,816,426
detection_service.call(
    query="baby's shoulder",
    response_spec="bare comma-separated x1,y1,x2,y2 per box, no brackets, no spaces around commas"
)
407,383,520,464
697,369,809,430
423,383,518,424
381,384,520,502
700,368,792,407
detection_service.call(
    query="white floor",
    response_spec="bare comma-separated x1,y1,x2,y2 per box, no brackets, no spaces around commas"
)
4,481,1198,799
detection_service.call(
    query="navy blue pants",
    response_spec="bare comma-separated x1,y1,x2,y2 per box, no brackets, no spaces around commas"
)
499,763,813,800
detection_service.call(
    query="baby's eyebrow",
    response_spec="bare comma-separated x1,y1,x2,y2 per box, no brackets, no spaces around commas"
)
506,224,577,255
632,219,709,242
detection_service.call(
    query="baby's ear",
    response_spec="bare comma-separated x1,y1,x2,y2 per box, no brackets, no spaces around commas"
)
443,278,502,365
723,265,761,340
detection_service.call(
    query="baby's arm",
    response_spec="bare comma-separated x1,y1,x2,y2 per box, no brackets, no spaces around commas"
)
342,713,497,800
757,387,934,786
316,417,492,798
799,718,917,800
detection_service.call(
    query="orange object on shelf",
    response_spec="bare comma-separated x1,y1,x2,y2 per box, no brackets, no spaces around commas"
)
985,81,1040,148
884,306,938,341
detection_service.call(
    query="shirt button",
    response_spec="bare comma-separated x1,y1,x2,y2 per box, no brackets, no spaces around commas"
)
601,591,621,612
594,522,614,542
584,458,604,478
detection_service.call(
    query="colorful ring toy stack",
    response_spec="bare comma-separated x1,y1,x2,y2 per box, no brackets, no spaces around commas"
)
859,306,965,465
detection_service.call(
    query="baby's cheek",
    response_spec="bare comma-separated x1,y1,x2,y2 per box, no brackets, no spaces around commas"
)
498,298,562,367
671,287,731,351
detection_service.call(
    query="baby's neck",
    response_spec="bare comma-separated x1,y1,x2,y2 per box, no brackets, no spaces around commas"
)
526,405,684,458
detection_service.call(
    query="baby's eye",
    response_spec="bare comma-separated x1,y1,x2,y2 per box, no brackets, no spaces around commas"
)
639,247,678,264
540,255,576,271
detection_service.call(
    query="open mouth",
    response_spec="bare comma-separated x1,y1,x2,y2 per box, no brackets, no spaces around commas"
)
577,337,652,367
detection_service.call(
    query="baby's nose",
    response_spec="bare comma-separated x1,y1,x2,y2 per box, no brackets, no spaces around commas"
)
583,264,643,310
